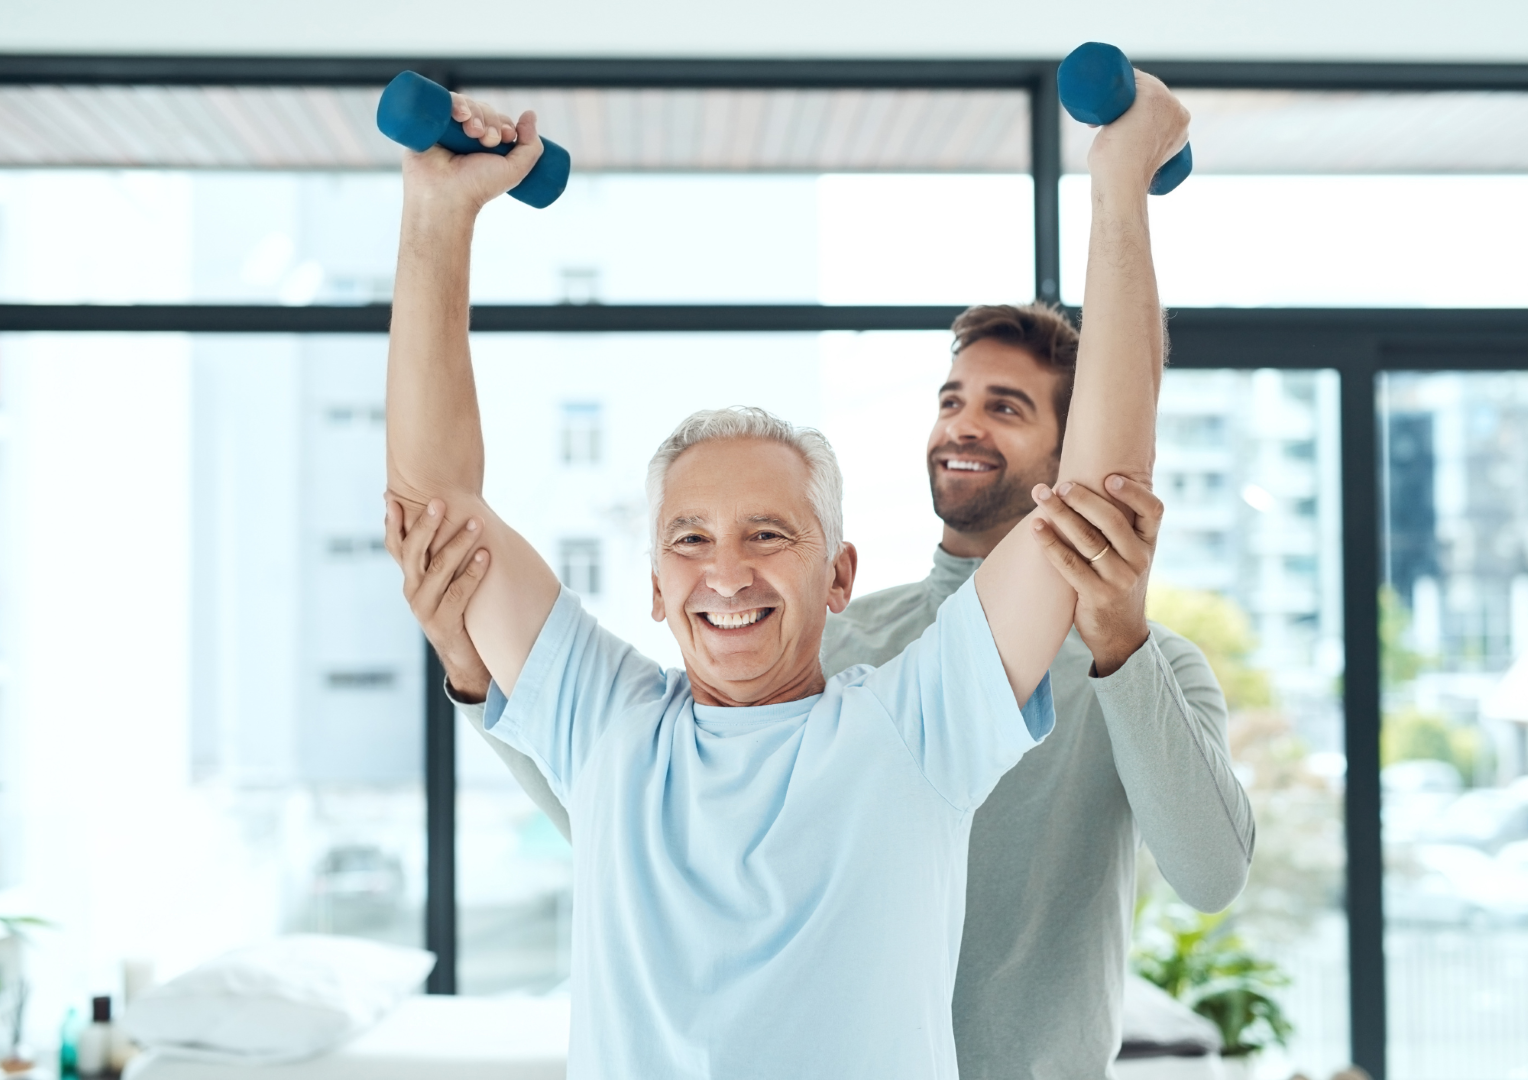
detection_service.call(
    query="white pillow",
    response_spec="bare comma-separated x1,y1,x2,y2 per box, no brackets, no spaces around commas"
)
122,935,436,1064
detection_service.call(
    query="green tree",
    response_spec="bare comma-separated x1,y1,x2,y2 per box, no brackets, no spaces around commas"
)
1146,584,1272,710
1381,708,1489,786
1379,585,1426,691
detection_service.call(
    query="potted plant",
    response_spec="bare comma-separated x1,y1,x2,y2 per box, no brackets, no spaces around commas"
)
1132,901,1293,1078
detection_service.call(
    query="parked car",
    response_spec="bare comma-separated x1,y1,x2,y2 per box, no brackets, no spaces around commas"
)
1416,788,1528,854
1386,842,1528,927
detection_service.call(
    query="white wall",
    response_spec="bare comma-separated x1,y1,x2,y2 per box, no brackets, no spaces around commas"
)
2,0,1528,62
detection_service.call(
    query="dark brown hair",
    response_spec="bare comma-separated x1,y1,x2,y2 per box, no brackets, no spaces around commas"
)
950,303,1079,444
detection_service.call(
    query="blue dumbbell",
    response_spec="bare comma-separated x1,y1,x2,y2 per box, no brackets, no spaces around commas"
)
376,71,571,209
1056,42,1191,196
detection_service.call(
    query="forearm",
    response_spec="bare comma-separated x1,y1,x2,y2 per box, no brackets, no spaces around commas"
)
386,196,559,697
974,183,1165,704
1059,178,1162,491
385,198,487,506
1094,634,1254,912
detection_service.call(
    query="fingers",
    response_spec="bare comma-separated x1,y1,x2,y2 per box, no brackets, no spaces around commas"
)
415,516,486,617
1048,481,1140,562
1031,517,1097,595
504,109,543,178
441,546,490,616
1033,483,1114,567
450,92,513,148
383,499,405,566
1104,474,1165,546
397,499,447,596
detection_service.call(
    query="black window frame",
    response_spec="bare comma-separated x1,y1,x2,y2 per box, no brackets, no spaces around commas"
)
9,53,1528,1079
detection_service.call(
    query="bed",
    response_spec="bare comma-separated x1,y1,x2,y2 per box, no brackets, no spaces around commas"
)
126,976,1222,1079
125,994,570,1080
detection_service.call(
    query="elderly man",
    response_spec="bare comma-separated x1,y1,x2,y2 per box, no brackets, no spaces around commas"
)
385,71,1187,1078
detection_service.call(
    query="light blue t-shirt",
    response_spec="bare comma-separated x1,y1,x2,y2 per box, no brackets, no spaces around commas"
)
484,576,1054,1080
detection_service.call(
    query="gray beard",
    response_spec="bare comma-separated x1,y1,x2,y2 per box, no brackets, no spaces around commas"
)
928,455,1055,534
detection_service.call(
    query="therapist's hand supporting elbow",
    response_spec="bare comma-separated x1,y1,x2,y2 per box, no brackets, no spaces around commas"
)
1032,476,1164,677
385,496,493,703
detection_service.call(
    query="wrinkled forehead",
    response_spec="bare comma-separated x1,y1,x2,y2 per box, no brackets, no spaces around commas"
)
660,438,819,536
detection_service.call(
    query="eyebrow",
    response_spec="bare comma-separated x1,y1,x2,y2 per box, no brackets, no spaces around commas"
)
939,380,1039,414
662,514,800,535
663,515,709,535
745,515,799,533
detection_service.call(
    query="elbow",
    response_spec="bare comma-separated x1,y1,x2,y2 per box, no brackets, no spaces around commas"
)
1166,826,1256,915
1177,866,1249,915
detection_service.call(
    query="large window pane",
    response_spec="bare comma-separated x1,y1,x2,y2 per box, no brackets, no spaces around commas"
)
1060,90,1528,307
1380,371,1528,1079
0,170,1031,307
1062,174,1528,308
0,81,1034,308
1140,367,1349,1078
0,331,422,1051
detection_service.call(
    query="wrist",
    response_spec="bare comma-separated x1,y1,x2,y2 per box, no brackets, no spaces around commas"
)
401,193,480,238
1090,172,1152,209
1090,625,1150,678
442,657,491,703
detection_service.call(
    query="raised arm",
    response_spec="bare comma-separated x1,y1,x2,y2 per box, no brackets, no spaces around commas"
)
975,71,1187,704
386,96,561,695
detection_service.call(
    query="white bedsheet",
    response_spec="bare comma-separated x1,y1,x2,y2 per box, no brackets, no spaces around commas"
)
125,994,569,1080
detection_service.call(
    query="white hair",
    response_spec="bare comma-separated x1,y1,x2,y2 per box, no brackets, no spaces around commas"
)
646,406,844,565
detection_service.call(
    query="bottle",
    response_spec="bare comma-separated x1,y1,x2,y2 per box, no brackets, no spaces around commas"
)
75,997,113,1078
58,1006,80,1078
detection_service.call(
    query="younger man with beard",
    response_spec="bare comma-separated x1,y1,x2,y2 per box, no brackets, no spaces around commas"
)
821,303,1255,1078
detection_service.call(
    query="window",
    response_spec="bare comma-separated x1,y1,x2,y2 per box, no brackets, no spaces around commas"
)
3,330,427,985
1159,414,1228,448
1151,368,1347,1077
1380,372,1528,1077
1061,91,1528,307
560,402,603,465
558,539,603,598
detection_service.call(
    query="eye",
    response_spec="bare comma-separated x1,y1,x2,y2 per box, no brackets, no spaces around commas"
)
674,534,708,545
939,396,959,410
753,531,784,542
994,401,1019,416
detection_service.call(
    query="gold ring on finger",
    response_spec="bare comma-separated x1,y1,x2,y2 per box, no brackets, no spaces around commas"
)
1085,545,1110,563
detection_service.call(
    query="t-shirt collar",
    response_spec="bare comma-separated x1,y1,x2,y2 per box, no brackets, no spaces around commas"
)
692,693,823,726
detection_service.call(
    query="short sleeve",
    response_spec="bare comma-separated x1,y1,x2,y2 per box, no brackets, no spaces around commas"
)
861,576,1054,812
483,586,666,802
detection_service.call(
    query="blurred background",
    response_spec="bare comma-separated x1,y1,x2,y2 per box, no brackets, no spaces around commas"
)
2,3,1528,1079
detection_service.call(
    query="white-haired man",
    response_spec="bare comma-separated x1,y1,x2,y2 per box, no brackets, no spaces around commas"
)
385,71,1187,1078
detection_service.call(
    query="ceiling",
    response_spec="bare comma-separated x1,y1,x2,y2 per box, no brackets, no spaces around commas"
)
3,83,1528,174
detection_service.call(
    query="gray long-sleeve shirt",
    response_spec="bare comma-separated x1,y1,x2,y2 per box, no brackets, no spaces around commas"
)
457,546,1254,1079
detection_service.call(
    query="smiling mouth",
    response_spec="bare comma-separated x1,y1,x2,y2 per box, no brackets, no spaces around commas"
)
941,458,999,474
701,607,775,630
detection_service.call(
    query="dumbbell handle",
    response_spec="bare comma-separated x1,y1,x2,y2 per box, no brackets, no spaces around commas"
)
1056,42,1191,196
376,71,571,209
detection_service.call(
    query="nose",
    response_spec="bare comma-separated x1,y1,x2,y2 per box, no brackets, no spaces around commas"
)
945,401,987,443
703,540,755,598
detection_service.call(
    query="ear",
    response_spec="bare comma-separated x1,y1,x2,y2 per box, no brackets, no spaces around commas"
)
651,570,666,622
826,541,858,614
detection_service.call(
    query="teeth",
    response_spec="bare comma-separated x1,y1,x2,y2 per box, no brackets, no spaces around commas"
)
946,460,994,472
704,609,767,629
